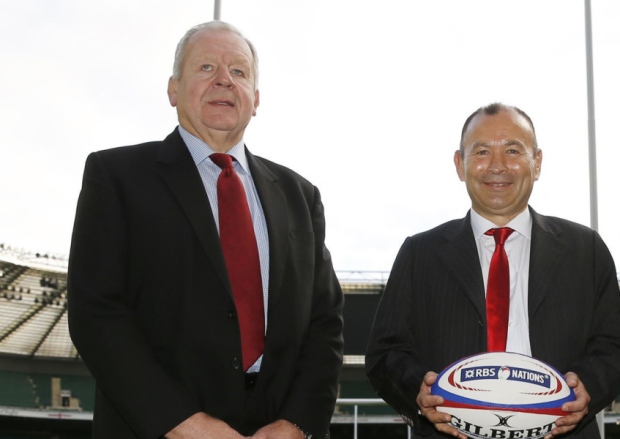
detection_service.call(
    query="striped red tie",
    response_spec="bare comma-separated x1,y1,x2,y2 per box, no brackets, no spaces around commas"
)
485,227,513,352
210,153,264,371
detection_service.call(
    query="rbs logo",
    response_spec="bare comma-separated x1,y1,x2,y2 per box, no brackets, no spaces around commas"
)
460,366,551,388
461,366,497,380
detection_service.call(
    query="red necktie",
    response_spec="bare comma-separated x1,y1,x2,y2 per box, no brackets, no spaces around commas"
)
485,227,514,352
210,153,265,371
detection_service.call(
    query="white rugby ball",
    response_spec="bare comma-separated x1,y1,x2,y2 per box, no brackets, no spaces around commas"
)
430,352,575,439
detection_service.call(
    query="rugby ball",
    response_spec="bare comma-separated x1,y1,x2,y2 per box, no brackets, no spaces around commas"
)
430,352,575,439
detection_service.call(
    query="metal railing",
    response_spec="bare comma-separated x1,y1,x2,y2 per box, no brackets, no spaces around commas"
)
334,398,411,439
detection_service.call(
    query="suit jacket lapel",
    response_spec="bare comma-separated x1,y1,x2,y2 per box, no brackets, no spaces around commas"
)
156,129,231,293
528,208,568,316
246,150,288,309
436,213,487,320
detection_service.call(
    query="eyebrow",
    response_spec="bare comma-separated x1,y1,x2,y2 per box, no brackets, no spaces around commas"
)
471,139,526,149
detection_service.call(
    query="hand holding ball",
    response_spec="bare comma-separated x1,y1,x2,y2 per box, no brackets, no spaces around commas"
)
430,352,575,439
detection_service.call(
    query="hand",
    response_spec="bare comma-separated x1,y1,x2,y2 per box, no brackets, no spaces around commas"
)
251,419,304,439
165,412,248,439
545,372,590,438
416,372,468,439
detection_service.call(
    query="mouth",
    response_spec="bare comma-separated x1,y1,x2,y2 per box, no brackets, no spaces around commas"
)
209,99,234,107
484,182,512,188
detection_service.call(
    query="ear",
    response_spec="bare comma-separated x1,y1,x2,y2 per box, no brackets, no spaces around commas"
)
167,76,178,107
534,149,543,181
252,89,260,116
454,150,466,181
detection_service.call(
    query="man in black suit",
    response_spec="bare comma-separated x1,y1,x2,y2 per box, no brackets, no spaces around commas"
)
365,103,620,438
68,21,343,439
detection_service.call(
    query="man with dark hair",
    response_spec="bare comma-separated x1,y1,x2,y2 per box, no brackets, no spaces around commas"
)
366,102,620,438
68,21,343,439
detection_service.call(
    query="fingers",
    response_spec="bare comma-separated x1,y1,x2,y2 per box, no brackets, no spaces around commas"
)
416,372,467,438
547,372,591,437
416,372,443,418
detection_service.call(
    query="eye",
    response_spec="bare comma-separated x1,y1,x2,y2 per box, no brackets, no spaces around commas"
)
201,64,213,72
231,68,244,76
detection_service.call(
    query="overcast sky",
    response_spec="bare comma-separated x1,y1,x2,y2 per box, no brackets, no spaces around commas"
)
1,1,619,275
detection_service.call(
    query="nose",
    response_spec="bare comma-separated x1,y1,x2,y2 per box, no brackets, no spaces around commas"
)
487,151,508,174
215,69,234,88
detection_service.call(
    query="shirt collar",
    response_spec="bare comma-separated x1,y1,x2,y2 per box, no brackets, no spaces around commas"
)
470,207,532,240
178,125,250,174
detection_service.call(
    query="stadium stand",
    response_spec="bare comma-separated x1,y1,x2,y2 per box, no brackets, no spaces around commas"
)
0,370,37,408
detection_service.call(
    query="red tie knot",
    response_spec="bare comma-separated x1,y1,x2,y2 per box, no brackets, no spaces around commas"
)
485,227,514,246
210,153,234,170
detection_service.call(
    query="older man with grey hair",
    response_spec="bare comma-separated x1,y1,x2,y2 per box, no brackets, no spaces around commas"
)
68,21,343,439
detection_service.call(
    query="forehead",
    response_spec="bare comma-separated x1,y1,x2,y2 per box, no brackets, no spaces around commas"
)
463,110,535,148
185,28,254,66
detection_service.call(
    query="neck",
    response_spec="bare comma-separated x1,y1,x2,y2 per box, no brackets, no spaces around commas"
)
179,123,243,153
472,207,528,228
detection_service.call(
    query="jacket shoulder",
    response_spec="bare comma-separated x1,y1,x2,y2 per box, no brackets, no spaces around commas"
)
253,155,313,186
93,140,163,161
406,217,468,244
91,129,182,162
532,212,600,242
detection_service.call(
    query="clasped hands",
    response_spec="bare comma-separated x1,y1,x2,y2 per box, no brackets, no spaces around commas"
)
166,414,304,439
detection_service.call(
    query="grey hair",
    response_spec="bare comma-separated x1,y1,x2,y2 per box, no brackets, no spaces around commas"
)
171,21,259,87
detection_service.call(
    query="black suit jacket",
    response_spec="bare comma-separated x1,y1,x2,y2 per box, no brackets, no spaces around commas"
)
67,129,344,439
365,208,620,438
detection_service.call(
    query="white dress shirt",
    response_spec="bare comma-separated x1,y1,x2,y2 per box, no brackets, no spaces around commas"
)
470,208,533,355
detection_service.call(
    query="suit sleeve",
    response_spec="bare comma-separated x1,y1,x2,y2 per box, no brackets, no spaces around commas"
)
364,237,435,435
566,232,620,427
67,153,200,439
277,186,344,438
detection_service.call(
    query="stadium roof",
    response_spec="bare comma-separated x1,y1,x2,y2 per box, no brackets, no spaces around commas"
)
0,246,74,359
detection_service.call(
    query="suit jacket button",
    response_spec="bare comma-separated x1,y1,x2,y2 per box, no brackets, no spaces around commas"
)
232,358,241,370
227,311,237,320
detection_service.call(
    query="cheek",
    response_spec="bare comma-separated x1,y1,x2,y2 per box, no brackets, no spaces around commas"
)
513,163,538,179
467,162,486,176
182,82,203,101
